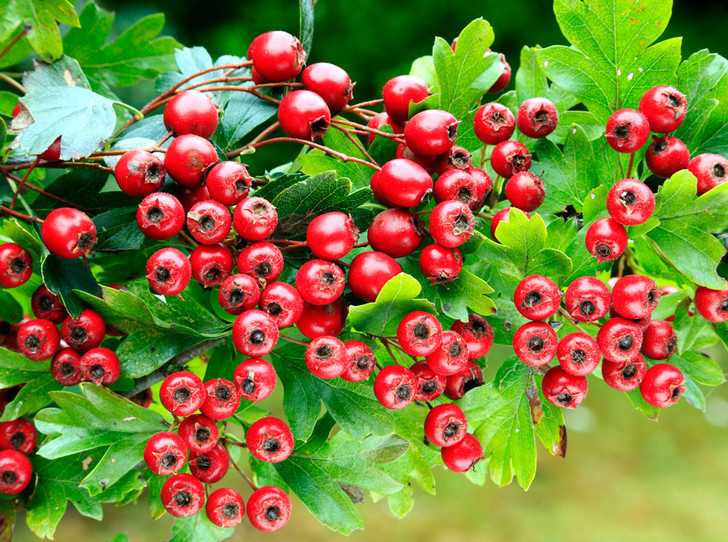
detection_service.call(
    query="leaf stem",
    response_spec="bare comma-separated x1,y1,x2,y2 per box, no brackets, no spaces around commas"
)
0,73,25,94
227,451,258,491
0,205,43,224
4,172,94,213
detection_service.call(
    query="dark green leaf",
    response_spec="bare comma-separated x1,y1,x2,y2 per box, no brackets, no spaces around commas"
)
0,290,22,324
674,350,725,387
0,349,49,387
0,372,62,422
221,87,277,146
42,254,101,318
93,208,145,252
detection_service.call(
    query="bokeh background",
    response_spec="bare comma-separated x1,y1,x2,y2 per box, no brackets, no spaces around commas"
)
13,1,728,540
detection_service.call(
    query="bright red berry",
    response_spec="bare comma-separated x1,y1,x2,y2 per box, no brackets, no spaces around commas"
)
178,414,219,454
296,299,346,339
190,245,233,288
516,97,558,138
0,419,37,455
419,244,462,284
206,487,245,528
164,134,218,188
278,90,331,141
348,251,402,302
61,309,106,354
396,311,443,357
248,31,305,83
146,248,191,296
645,136,690,179
177,184,211,213
585,218,628,262
218,274,260,315
688,153,728,196
433,169,478,206
232,309,279,357
233,197,278,241
542,366,588,409
41,208,96,259
487,52,511,93
259,282,303,327
305,335,348,379
186,200,231,245
425,404,468,448
295,259,345,306
606,178,655,226
340,340,376,383
557,332,600,376
639,85,687,133
246,417,294,463
565,276,611,322
373,365,418,409
451,314,494,359
0,243,32,288
302,62,354,115
136,192,185,240
597,317,643,363
434,145,472,175
233,357,277,401
694,283,728,322
189,442,229,483
444,360,484,400
161,473,204,518
640,363,685,408
38,137,61,161
441,433,482,472
605,108,650,153
200,378,241,420
425,330,469,376
429,201,475,248
372,159,433,208
367,208,424,258
237,242,284,286
602,355,647,392
612,275,660,319
51,348,83,386
114,150,166,197
366,112,404,146
31,285,66,323
0,450,32,495
473,102,515,145
490,140,531,178
163,90,218,138
410,360,446,401
206,161,252,206
382,75,428,123
80,347,120,385
466,166,493,208
144,432,187,476
513,322,558,366
17,318,60,361
306,212,359,260
404,109,459,157
490,207,530,243
247,486,291,532
514,275,561,321
505,171,545,212
641,320,677,360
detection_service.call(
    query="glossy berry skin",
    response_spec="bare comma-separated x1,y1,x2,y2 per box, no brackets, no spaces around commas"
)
200,378,241,420
340,340,375,383
366,112,405,146
597,317,643,363
565,276,611,322
404,109,459,156
161,473,204,518
374,365,418,410
513,322,558,366
0,419,37,455
688,153,728,196
425,330,469,376
585,218,628,262
259,282,303,327
368,208,424,258
232,309,279,357
177,184,211,212
51,348,83,386
557,333,600,376
441,433,482,472
248,30,304,83
80,347,120,386
306,212,359,260
429,201,475,248
382,75,429,122
302,62,354,115
425,404,467,448
136,192,186,240
641,320,677,360
247,486,291,532
542,366,588,409
490,207,530,243
487,52,511,93
514,275,561,321
190,245,233,288
397,311,443,357
189,442,229,483
113,150,166,198
186,200,231,245
348,251,402,302
144,432,187,476
516,98,559,139
17,318,60,361
434,146,472,175
372,159,433,208
234,358,277,401
605,109,650,153
639,85,687,133
206,488,245,528
640,363,686,408
490,140,532,178
451,314,494,359
164,134,218,188
206,161,251,206
296,299,346,339
278,90,331,141
645,136,690,179
433,169,477,206
146,248,191,296
397,144,437,174
473,102,515,145
0,450,32,495
295,260,345,306
218,274,260,315
237,242,284,286
233,197,278,241
602,355,647,392
606,179,655,226
178,414,219,454
419,244,462,284
504,171,545,212
38,137,61,161
246,417,294,463
31,285,67,323
305,335,348,379
163,90,218,138
410,360,446,401
160,371,205,417
444,361,484,400
41,208,96,259
0,243,32,288
612,275,660,319
694,284,728,322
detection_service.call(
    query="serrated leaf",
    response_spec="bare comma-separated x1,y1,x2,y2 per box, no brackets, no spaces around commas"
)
22,56,90,92
425,269,496,322
0,349,50,387
221,86,277,146
299,129,372,189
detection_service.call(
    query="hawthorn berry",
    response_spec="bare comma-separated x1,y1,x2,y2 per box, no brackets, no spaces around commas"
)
557,332,600,376
38,137,62,162
373,365,418,410
186,200,231,245
144,432,188,476
513,322,558,366
404,109,459,157
200,378,241,420
161,473,205,518
444,360,483,400
585,218,628,262
237,242,284,286
605,109,650,153
425,404,468,448
136,192,186,240
146,247,192,296
542,366,588,409
425,330,469,376
382,75,428,123
217,274,260,316
206,487,245,528
514,275,561,321
611,275,660,319
372,159,433,208
490,140,532,178
694,284,728,322
278,90,331,141
178,414,219,454
51,348,83,386
348,251,402,302
597,317,643,363
232,309,279,357
80,347,120,386
247,30,305,83
247,486,291,532
305,335,348,379
0,450,32,495
17,318,60,361
234,357,277,401
473,102,515,145
433,169,477,206
189,442,230,483
61,309,106,354
429,201,475,248
516,97,559,138
366,112,404,146
296,298,347,339
490,207,530,243
339,340,375,383
487,52,511,93
419,244,463,284
441,433,483,472
246,417,294,463
367,208,424,258
0,419,37,455
606,179,655,226
206,161,252,206
397,311,443,357
640,363,686,408
163,89,219,138
645,136,690,179
160,371,206,416
0,243,32,288
31,285,66,323
565,276,611,322
602,355,647,392
177,184,211,213
410,360,447,401
639,85,687,133
41,208,97,259
113,150,166,197
164,134,218,188
641,320,677,360
295,259,345,305
259,282,303,327
302,62,354,114
688,153,728,196
504,171,546,212
233,197,278,241
451,314,494,359
434,145,472,175
306,212,359,260
190,245,234,288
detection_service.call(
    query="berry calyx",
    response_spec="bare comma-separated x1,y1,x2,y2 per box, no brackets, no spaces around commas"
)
205,161,252,206
186,200,231,245
51,348,83,386
514,275,561,321
688,153,728,196
164,134,219,188
0,450,32,495
305,335,348,379
444,361,484,400
200,378,241,420
541,366,588,409
424,404,468,447
295,259,345,306
428,201,475,248
419,244,463,284
302,62,354,115
404,109,459,157
31,285,67,323
61,309,106,353
504,171,545,212
611,275,660,319
17,318,60,361
232,309,279,357
597,317,643,363
645,136,690,179
641,320,677,360
367,208,424,258
206,487,245,528
565,276,611,322
190,245,234,288
450,314,494,359
178,414,219,454
602,355,647,392
490,140,532,178
233,197,278,241
410,360,446,401
237,242,284,286
0,243,32,289
144,432,188,476
0,418,37,455
246,417,294,463
372,159,433,208
473,102,515,145
340,340,376,383
136,192,186,240
259,282,303,327
80,347,120,386
557,332,601,376
189,442,229,483
694,283,728,322
639,85,687,133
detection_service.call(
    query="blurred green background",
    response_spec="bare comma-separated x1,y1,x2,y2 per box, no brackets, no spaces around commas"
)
13,1,728,540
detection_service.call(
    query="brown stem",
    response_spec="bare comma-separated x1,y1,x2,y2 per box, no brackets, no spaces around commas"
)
558,307,599,331
626,152,636,179
0,30,24,64
279,335,309,347
332,117,404,139
227,452,258,491
4,173,93,214
0,205,42,224
9,157,39,210
333,125,379,167
251,137,381,171
225,121,281,158
342,98,384,111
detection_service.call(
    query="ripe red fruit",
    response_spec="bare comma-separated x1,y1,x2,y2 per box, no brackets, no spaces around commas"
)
473,102,515,145
433,169,477,206
434,145,472,175
177,184,211,213
295,259,345,306
441,433,482,472
296,299,346,339
490,140,532,178
512,322,558,366
410,360,446,401
557,332,600,376
397,311,443,357
190,245,233,288
130,388,152,407
41,208,97,259
565,276,611,322
0,419,37,455
425,404,468,448
348,251,402,302
419,244,462,284
51,348,83,386
444,361,484,400
585,218,628,262
514,275,561,321
232,309,279,357
233,357,277,401
542,366,588,409
259,282,303,327
161,473,204,518
639,85,687,133
504,171,545,212
425,330,469,376
306,212,359,260
397,143,438,173
200,378,241,420
0,243,32,288
451,314,494,359
641,320,677,360
38,137,62,161
688,153,728,196
404,109,459,156
61,309,106,354
186,200,231,245
164,134,218,188
0,450,32,495
373,365,418,410
146,247,191,296
278,90,331,141
368,208,424,258
237,242,284,286
606,178,655,226
605,108,650,153
218,274,260,315
428,201,475,248
602,355,647,392
206,161,251,206
490,207,530,243
160,371,205,416
372,159,433,208
80,347,120,385
305,335,348,379
246,417,294,463
206,487,245,528
366,112,404,145
645,136,690,179
233,197,278,241
516,98,559,138
694,284,728,322
189,442,229,483
611,275,660,319
382,75,428,123
144,432,188,476
247,486,291,532
248,30,305,83
487,52,511,93
597,317,643,363
17,318,60,361
640,363,686,408
136,192,185,240
340,340,375,383
114,150,166,197
31,285,66,323
178,414,219,454
302,62,354,115
163,90,218,138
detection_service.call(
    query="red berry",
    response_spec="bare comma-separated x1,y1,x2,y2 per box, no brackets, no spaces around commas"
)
688,153,728,196
295,259,345,306
425,404,468,448
340,340,376,383
433,169,478,206
429,201,475,248
348,251,402,303
487,52,511,94
425,330,469,376
606,178,655,226
373,365,417,410
259,282,303,327
31,285,66,323
113,150,166,197
514,275,561,321
585,218,628,262
597,317,643,363
640,363,685,408
513,322,558,366
178,414,219,454
190,245,233,288
296,299,346,339
0,419,37,455
144,432,187,476
51,348,83,386
164,134,218,188
189,442,229,483
306,212,359,260
146,248,191,296
639,85,687,133
516,98,558,139
366,112,404,146
61,309,106,354
612,275,660,319
136,192,185,240
232,309,279,357
441,433,482,472
451,314,493,359
557,332,600,376
218,274,260,315
542,366,588,409
505,171,545,212
0,449,32,495
247,486,291,532
248,31,305,83
233,357,277,401
246,417,294,463
17,318,60,361
404,110,459,157
396,311,443,357
177,184,211,213
305,335,348,379
419,244,462,284
186,200,231,245
372,159,433,208
161,473,204,518
382,75,428,123
490,140,531,178
206,487,245,528
367,208,424,258
410,360,446,401
38,137,61,161
602,355,647,392
206,161,251,206
397,143,437,174
444,360,484,400
41,208,96,259
565,276,611,322
645,136,690,179
80,347,120,385
490,207,530,243
434,145,472,175
605,109,650,153
278,90,331,141
302,62,354,115
694,283,728,322
0,243,32,288
473,102,515,145
233,197,278,241
237,242,284,286
200,378,241,420
641,320,677,360
163,90,218,138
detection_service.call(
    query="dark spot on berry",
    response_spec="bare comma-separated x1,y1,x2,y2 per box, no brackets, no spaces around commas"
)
356,355,370,370
321,271,336,286
250,329,265,345
596,244,613,259
413,322,430,340
70,325,88,343
471,319,486,334
523,291,542,308
534,109,550,125
222,503,240,519
463,374,481,393
146,207,164,224
622,363,637,380
173,386,191,404
713,163,726,179
511,154,528,172
204,267,221,283
647,289,658,306
528,335,544,353
667,337,677,354
448,342,462,358
195,426,211,443
89,365,105,380
618,335,634,351
199,215,215,232
614,123,630,140
214,385,232,401
721,297,728,313
160,452,178,469
60,362,76,377
242,377,256,395
235,178,248,194
395,384,412,402
77,232,94,251
155,267,171,283
195,455,211,470
255,262,272,278
452,150,470,169
447,124,458,141
489,112,506,126
653,139,668,153
174,490,192,507
443,422,461,438
146,162,162,183
316,344,333,360
579,300,596,317
453,213,473,234
619,190,637,206
266,302,282,316
9,257,26,274
421,380,437,394
667,93,682,108
227,288,243,306
38,295,54,311
571,349,586,365
253,202,269,216
671,386,682,401
23,334,40,352
265,505,281,522
263,438,281,453
9,432,25,450
556,393,573,406
457,186,473,203
1,471,17,486
311,117,329,139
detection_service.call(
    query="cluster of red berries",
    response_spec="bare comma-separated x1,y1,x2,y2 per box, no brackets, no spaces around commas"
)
0,417,37,495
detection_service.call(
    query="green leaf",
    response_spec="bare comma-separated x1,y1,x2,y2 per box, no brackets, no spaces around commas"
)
22,56,90,92
221,86,278,146
409,55,437,89
515,45,578,113
0,349,50,387
0,372,61,422
0,290,22,324
675,351,725,387
627,388,660,420
0,90,19,116
170,515,234,542
299,129,372,189
299,0,315,59
42,254,101,318
425,269,496,322
93,208,145,252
